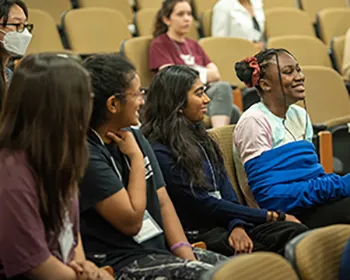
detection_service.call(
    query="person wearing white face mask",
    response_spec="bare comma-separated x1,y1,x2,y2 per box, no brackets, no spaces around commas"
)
0,0,32,107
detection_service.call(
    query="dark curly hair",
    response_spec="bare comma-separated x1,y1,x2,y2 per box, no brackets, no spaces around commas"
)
235,48,293,93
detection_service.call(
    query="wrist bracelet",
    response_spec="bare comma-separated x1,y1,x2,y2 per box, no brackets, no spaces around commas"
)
276,210,286,221
170,241,192,252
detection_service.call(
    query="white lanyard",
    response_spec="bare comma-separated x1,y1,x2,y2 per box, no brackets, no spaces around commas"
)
171,38,193,57
197,142,218,192
90,129,129,181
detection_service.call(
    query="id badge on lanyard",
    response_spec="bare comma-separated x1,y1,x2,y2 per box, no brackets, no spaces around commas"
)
133,210,163,244
208,190,222,199
180,54,195,66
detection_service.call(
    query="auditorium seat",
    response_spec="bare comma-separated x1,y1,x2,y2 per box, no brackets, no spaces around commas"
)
63,8,131,54
25,0,72,26
265,8,315,39
267,35,332,68
285,225,350,280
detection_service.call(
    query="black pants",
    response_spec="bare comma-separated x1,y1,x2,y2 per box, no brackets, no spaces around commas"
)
196,221,308,257
296,197,350,229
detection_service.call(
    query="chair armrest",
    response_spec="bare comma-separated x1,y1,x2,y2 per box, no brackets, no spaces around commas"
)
192,241,207,250
312,124,328,134
318,131,333,174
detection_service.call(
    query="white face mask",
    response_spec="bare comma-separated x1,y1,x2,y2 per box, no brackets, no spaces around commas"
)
0,28,32,56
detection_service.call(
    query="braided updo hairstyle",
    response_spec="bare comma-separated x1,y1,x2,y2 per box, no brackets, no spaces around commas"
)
235,48,293,93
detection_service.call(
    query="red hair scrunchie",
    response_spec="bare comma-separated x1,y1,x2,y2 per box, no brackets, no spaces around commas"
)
242,56,261,87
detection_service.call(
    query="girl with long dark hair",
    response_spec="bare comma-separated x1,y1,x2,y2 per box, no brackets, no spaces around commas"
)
142,65,308,257
79,54,227,280
0,54,112,279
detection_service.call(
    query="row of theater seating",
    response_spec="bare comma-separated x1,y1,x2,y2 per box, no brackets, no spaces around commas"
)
23,0,350,26
26,7,349,78
205,224,350,280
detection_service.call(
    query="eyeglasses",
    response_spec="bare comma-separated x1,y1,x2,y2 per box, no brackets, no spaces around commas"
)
115,88,147,100
0,23,34,33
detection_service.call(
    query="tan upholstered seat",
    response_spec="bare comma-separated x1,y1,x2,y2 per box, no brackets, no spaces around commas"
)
135,0,163,10
300,0,347,23
135,8,157,37
63,8,131,54
200,9,212,37
285,225,350,280
207,252,299,280
267,35,332,68
331,35,345,73
302,66,350,127
26,9,68,54
263,0,299,11
265,8,314,39
25,0,72,25
208,125,246,205
78,0,134,24
120,36,153,88
199,37,258,87
316,8,350,46
192,0,218,19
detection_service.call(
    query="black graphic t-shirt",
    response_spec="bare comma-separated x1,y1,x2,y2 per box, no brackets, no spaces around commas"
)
79,128,170,270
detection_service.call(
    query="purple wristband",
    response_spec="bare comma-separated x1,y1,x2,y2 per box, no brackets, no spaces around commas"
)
170,241,192,252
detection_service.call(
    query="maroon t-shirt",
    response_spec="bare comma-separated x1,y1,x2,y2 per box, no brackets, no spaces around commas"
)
0,151,79,279
149,33,212,71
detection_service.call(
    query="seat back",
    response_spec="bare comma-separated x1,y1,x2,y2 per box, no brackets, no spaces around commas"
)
121,36,153,87
263,0,299,11
192,0,218,19
232,145,260,208
208,125,246,205
201,9,213,37
265,8,314,38
302,66,350,126
136,0,163,10
63,8,131,54
207,252,299,280
300,0,348,23
317,8,350,46
188,20,200,41
25,0,72,25
135,8,157,36
26,9,65,54
285,225,350,280
330,35,345,73
267,35,332,67
199,37,258,87
78,0,133,24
